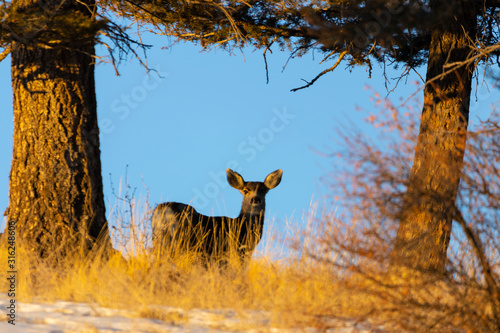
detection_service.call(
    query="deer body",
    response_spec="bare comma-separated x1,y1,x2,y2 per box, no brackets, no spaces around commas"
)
152,169,282,261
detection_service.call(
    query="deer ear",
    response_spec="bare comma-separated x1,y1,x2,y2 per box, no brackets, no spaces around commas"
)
264,169,283,189
227,169,245,189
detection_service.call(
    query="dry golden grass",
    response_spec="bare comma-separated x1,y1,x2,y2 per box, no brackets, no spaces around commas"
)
0,195,497,332
0,199,354,330
0,241,343,327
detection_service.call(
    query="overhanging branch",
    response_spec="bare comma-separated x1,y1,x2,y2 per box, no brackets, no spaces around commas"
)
291,50,347,92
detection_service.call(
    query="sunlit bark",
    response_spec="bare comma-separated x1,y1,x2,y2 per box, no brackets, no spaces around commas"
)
393,0,477,274
6,0,110,258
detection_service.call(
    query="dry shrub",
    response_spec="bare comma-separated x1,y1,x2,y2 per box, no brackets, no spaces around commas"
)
303,85,500,332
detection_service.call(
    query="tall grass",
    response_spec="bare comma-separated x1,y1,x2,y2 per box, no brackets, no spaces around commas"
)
0,188,349,330
1,174,498,332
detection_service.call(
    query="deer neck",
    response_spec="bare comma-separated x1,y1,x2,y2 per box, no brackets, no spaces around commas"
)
238,208,265,224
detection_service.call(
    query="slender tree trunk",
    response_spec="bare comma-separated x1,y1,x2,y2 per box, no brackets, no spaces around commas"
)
393,0,477,274
5,0,110,258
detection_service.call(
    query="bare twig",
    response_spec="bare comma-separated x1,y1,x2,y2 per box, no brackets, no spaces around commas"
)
454,208,500,330
263,37,276,84
291,50,347,92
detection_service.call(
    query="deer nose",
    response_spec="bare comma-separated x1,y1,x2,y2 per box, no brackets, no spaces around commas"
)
251,197,262,205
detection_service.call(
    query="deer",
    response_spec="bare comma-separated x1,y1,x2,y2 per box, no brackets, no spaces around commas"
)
151,169,283,263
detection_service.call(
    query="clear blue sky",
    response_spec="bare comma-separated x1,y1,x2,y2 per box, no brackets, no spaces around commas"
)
0,32,497,255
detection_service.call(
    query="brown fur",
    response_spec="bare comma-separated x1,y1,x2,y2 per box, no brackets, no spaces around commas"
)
152,169,282,262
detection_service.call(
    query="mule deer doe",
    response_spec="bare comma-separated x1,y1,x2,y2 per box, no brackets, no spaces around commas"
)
152,169,282,262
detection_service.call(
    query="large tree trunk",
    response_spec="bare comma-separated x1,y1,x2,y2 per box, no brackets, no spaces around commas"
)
393,0,477,274
5,0,110,258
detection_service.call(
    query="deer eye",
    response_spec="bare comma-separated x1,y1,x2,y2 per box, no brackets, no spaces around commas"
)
242,189,249,195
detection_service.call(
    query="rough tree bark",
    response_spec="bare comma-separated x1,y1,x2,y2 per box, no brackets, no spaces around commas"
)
393,0,477,274
5,0,111,258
